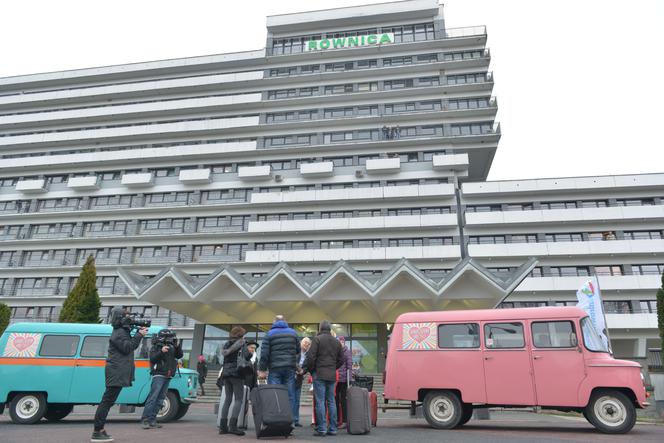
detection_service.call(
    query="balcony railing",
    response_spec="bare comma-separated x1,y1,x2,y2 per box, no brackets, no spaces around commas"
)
12,288,60,297
648,348,663,371
443,25,487,39
82,230,128,238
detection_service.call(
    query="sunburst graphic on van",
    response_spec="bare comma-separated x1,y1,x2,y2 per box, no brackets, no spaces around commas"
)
3,333,41,358
402,323,437,350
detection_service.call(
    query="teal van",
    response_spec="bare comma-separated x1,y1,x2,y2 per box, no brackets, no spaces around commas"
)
0,322,197,424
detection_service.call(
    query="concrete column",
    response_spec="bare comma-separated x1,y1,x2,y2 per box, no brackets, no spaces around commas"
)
189,323,206,369
377,323,388,373
636,338,647,359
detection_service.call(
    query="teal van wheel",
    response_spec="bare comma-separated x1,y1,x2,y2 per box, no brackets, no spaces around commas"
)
156,391,180,422
9,393,47,424
44,404,73,421
172,403,190,421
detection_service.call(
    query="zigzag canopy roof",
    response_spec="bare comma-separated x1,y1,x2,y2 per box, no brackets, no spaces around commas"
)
118,257,537,324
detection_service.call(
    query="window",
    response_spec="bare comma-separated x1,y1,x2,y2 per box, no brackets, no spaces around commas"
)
39,335,80,357
80,336,110,357
581,317,609,353
438,323,479,348
484,322,525,349
531,321,576,348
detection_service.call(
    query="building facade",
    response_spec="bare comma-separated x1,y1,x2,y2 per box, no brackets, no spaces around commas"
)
0,0,661,373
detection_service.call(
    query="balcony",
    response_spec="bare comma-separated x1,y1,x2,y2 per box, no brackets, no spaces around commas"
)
67,175,100,190
138,228,186,236
179,168,211,184
196,225,245,234
463,173,664,196
238,165,272,180
20,259,68,267
245,245,460,263
516,274,662,293
192,254,240,263
300,161,334,177
12,288,60,297
365,158,401,174
121,172,154,187
432,153,469,170
605,313,658,330
250,183,455,205
15,179,47,193
133,256,185,265
469,239,664,259
29,231,74,240
247,213,457,233
2,141,258,171
465,205,664,227
82,229,128,238
93,257,123,265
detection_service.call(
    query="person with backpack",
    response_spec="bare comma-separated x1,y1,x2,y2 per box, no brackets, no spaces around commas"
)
219,326,250,436
305,321,344,437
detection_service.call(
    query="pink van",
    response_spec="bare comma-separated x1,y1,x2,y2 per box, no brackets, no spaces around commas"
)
383,307,649,434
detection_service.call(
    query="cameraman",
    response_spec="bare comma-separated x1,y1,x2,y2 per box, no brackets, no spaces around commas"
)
140,329,183,429
92,307,148,443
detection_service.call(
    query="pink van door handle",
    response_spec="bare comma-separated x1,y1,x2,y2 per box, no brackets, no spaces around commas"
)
533,355,542,360
483,356,492,360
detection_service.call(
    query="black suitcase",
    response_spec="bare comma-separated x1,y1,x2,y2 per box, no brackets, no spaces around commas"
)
346,385,371,435
250,384,293,438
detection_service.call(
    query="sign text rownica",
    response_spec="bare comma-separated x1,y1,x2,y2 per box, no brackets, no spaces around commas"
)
305,33,395,51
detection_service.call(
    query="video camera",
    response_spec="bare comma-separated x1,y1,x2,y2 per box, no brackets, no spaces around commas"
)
153,328,178,347
120,312,152,330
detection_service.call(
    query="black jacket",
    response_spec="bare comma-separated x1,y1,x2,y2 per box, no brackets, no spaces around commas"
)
149,341,183,378
258,320,300,372
243,355,258,389
304,331,343,382
105,308,144,387
221,337,250,379
197,361,208,381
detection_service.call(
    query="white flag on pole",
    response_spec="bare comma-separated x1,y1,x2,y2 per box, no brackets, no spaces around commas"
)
576,277,609,349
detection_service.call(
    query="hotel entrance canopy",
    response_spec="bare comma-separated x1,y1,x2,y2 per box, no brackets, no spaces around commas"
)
119,258,537,324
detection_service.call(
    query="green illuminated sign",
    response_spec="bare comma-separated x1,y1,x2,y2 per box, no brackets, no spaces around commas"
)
305,33,395,51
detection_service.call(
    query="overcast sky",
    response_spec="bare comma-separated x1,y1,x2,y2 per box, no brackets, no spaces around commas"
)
1,0,662,181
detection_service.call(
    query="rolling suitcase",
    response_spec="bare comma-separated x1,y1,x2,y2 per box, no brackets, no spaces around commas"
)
250,384,293,438
217,383,250,430
346,385,371,435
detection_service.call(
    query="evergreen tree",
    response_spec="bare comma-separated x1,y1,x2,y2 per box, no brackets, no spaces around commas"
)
59,255,101,323
658,272,664,355
0,302,10,335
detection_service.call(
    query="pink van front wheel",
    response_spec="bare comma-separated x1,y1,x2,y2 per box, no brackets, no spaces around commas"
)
422,390,463,429
584,390,636,434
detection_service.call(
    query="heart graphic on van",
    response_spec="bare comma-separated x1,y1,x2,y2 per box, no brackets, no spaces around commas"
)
13,336,35,352
408,326,431,343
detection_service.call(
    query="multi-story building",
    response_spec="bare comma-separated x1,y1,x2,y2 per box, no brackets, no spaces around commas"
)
0,0,661,373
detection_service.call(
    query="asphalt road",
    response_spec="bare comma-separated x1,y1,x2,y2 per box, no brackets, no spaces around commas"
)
0,404,662,443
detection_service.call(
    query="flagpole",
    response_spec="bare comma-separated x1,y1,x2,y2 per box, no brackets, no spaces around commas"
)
592,272,613,355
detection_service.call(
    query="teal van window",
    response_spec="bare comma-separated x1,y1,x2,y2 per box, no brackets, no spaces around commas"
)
39,335,80,357
80,336,109,358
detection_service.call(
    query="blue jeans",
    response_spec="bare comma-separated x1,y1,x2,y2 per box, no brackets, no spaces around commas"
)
313,376,337,434
141,375,170,423
293,379,303,425
267,368,297,424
